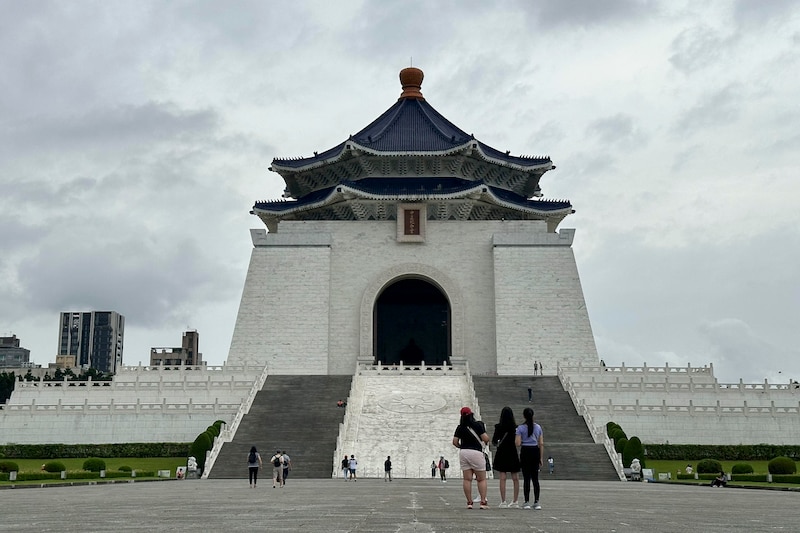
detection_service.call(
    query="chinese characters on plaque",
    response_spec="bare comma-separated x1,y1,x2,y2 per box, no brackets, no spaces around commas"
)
397,203,426,242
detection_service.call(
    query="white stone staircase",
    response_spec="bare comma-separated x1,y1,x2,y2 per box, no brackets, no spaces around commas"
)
334,361,490,479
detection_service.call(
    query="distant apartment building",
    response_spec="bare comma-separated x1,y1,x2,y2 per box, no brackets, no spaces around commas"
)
0,335,32,368
58,311,125,373
150,330,203,367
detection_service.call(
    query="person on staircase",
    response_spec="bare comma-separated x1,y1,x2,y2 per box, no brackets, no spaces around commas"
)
491,406,521,508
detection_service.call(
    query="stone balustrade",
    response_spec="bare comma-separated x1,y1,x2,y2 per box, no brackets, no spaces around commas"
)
559,362,800,445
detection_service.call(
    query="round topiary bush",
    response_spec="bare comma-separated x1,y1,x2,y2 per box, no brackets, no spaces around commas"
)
623,436,646,468
0,460,19,473
609,427,626,438
43,461,66,473
82,458,106,472
606,422,621,437
768,456,797,475
615,437,628,454
118,465,132,472
696,459,722,474
731,463,754,475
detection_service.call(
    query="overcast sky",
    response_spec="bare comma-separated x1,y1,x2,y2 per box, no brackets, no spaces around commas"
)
2,0,798,384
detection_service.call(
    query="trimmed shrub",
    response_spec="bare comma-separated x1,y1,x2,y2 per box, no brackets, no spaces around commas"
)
43,461,66,473
615,437,628,455
118,465,132,472
205,425,220,438
609,428,627,443
606,422,621,437
213,420,226,430
731,473,768,482
642,444,800,461
731,463,753,475
768,456,797,475
0,460,19,473
772,474,800,484
696,459,722,474
82,458,106,472
190,431,213,470
0,442,190,459
623,436,646,469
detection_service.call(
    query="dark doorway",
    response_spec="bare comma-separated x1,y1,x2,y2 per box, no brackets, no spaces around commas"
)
375,278,450,365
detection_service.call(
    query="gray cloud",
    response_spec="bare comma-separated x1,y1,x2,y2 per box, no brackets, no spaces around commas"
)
672,83,744,134
586,113,647,149
669,25,730,74
1,1,798,382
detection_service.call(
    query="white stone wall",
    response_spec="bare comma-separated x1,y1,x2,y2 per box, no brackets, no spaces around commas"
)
494,229,598,375
227,230,331,373
226,221,599,375
0,411,236,445
0,365,260,445
561,364,800,445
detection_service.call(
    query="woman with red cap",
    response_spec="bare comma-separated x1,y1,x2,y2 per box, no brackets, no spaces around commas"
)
452,406,490,509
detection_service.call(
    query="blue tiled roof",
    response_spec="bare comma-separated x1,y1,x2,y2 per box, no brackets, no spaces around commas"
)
254,178,571,213
272,99,551,170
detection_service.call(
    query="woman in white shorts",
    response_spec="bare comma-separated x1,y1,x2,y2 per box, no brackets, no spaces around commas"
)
452,406,490,509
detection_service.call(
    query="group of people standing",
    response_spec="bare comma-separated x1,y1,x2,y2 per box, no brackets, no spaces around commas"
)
453,405,543,510
430,456,450,481
247,447,292,488
341,454,358,481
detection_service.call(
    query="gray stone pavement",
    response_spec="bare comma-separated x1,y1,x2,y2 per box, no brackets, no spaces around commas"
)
1,478,797,532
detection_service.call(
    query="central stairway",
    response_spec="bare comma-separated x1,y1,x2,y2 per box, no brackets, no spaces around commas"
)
208,375,352,479
472,376,618,481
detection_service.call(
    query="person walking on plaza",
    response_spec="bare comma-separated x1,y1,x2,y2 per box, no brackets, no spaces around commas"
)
342,455,349,480
534,361,539,376
548,456,554,475
515,407,544,510
270,450,284,488
453,406,490,509
491,407,521,508
431,460,437,478
384,456,392,482
246,446,262,488
348,454,358,481
281,451,292,484
438,455,448,482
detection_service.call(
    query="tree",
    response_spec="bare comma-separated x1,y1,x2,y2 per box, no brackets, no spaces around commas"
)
0,372,15,404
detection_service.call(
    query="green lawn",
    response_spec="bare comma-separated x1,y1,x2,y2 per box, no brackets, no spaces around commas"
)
3,457,187,474
646,459,773,476
0,457,186,485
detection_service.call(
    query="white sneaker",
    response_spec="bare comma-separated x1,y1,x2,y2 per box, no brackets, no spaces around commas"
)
508,501,519,508
498,501,508,508
523,502,531,510
533,502,542,510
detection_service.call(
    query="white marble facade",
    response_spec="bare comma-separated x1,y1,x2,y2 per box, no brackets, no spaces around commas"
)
226,219,599,375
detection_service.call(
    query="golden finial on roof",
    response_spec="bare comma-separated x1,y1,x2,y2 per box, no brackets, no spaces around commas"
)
399,67,424,100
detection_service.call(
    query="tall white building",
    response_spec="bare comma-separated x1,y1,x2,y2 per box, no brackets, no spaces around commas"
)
58,311,125,373
227,67,597,375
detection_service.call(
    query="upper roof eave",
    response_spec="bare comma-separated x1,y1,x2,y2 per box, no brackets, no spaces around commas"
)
270,139,554,174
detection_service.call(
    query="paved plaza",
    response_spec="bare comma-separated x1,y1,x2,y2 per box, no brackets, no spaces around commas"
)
1,478,797,532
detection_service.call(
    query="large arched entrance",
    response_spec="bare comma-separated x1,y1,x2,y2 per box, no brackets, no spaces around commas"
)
374,278,450,365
